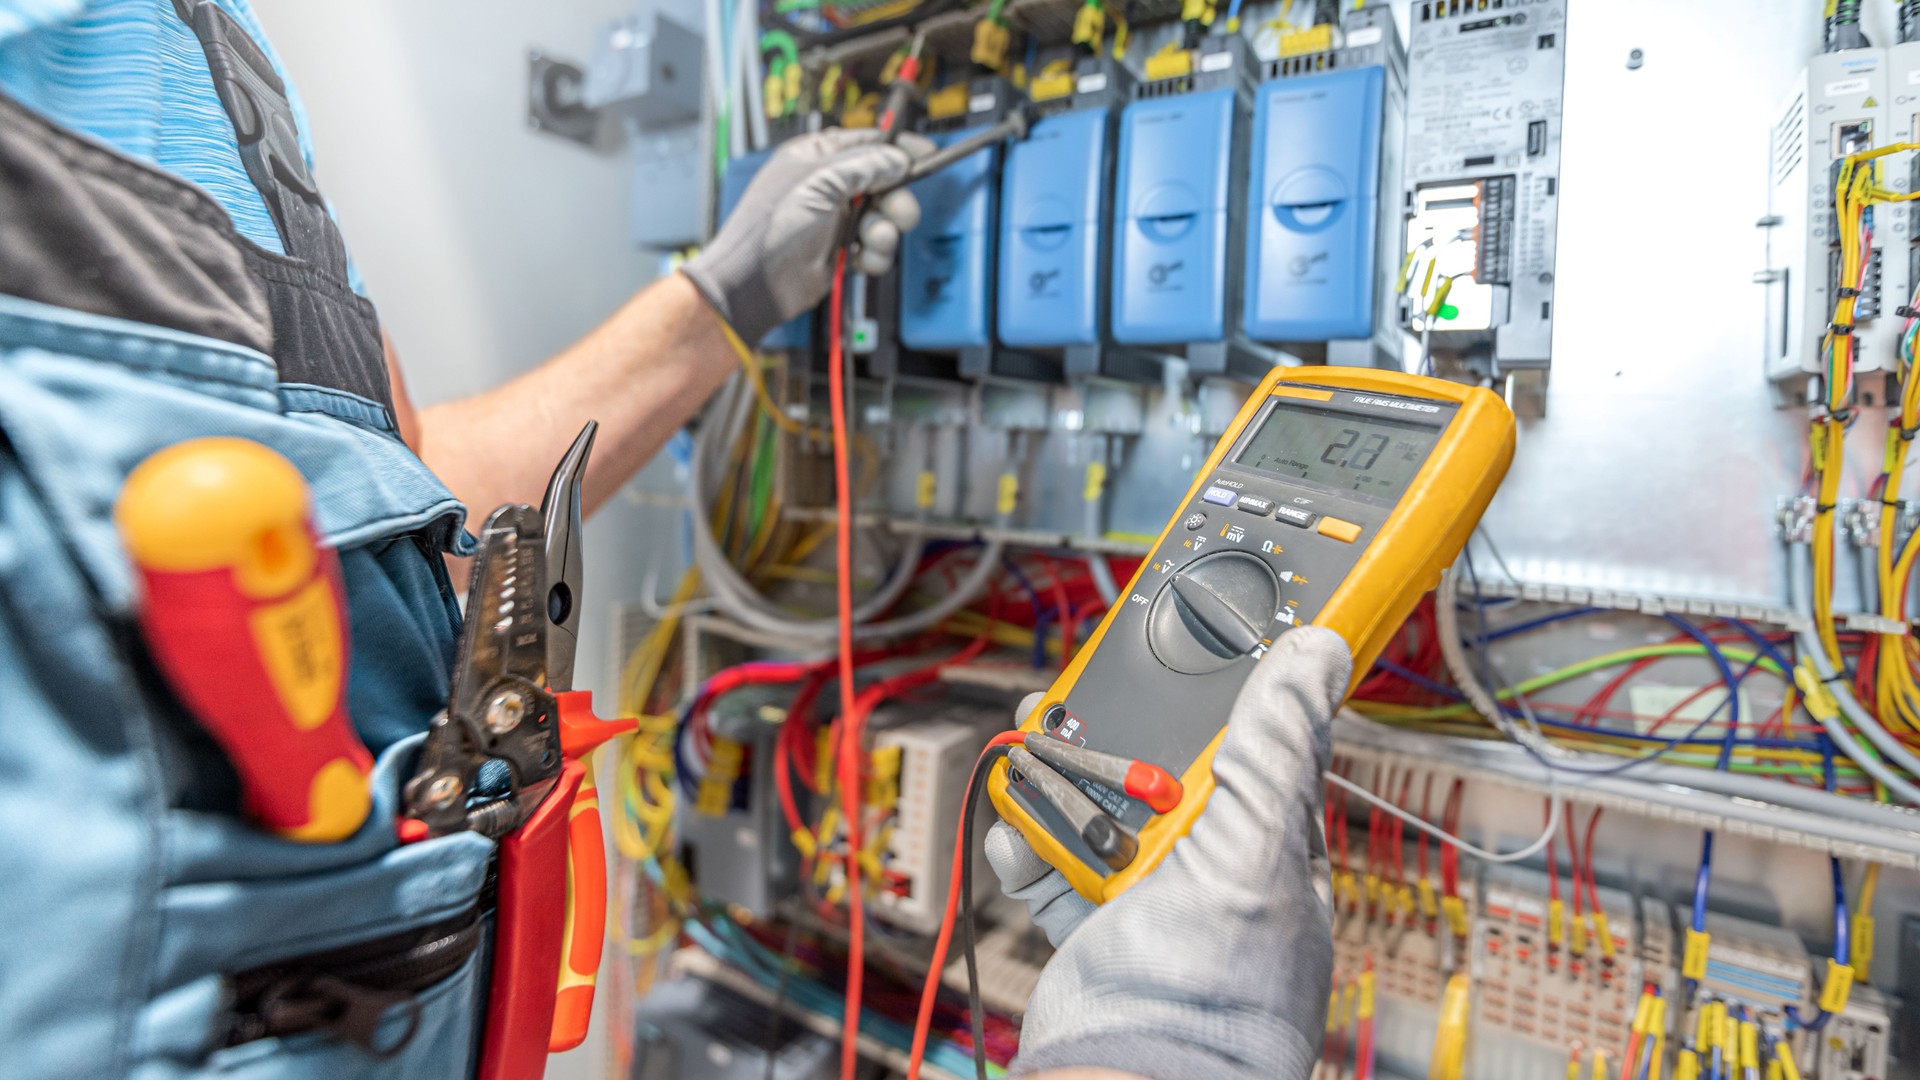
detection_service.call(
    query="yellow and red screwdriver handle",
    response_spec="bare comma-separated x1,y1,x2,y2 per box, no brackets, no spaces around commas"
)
115,437,373,843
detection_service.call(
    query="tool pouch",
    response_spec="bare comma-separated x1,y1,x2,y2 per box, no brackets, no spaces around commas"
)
0,86,497,1072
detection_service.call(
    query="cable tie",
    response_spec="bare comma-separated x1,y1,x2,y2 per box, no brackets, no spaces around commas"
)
1821,671,1851,686
1830,322,1857,336
1898,423,1919,441
1899,305,1919,319
1815,501,1838,513
1836,287,1861,299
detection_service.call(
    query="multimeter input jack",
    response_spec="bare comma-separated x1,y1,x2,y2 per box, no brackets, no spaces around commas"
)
1008,746,1138,871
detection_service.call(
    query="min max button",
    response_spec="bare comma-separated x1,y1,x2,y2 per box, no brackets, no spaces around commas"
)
1201,486,1238,507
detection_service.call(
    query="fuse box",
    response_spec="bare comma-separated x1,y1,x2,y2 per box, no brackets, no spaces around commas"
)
717,146,814,352
1243,3,1405,367
1402,0,1567,370
1112,34,1273,381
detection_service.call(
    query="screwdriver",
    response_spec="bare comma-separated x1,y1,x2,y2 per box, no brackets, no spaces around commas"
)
117,437,374,842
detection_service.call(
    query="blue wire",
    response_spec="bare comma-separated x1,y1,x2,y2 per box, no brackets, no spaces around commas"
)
1479,606,1602,643
1000,555,1055,669
1691,832,1713,932
1225,0,1246,26
1373,657,1465,700
1831,856,1850,965
673,699,699,799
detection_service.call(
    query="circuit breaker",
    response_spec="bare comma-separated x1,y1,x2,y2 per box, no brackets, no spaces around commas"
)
998,58,1153,381
1763,46,1905,384
1112,35,1271,381
1469,865,1672,1080
718,147,814,352
897,78,1038,383
1243,3,1405,367
1401,0,1567,370
866,701,1008,935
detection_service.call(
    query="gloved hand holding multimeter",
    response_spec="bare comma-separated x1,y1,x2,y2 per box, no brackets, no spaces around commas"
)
987,367,1514,1079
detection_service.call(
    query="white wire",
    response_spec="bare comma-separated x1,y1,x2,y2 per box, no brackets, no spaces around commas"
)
736,0,768,151
1324,770,1563,865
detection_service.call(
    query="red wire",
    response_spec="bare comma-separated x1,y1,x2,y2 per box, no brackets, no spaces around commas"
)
1545,799,1559,904
827,252,864,1080
1440,779,1463,898
1563,802,1584,920
1582,807,1604,913
1416,773,1433,881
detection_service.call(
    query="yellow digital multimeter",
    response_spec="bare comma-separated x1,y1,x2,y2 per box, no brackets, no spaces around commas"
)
988,366,1515,904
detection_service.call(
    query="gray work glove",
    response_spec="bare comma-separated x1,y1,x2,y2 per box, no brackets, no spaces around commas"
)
682,128,931,343
985,626,1350,1080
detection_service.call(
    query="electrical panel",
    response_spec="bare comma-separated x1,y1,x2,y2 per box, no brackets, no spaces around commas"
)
1243,3,1406,367
605,4,1920,1078
1112,35,1271,381
1402,0,1567,371
1763,46,1903,385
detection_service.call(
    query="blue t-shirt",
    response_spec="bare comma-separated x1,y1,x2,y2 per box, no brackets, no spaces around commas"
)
0,0,364,289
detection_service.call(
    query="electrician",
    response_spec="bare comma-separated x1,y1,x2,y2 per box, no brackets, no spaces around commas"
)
1,2,1342,1076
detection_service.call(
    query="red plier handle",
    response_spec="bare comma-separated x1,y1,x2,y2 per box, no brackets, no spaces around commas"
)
474,690,633,1080
550,690,634,1051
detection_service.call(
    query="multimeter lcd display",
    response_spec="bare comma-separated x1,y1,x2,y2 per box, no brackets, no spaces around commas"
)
1235,403,1441,499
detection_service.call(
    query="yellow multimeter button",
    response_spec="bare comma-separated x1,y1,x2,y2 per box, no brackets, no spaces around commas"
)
1317,516,1363,543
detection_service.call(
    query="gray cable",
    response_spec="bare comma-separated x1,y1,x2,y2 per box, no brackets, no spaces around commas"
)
687,375,1005,642
1787,543,1920,805
691,379,924,625
1081,458,1120,606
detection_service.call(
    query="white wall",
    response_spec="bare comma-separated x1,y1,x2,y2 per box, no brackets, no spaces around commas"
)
251,2,685,1076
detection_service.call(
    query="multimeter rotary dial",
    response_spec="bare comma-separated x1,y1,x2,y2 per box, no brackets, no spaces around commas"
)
1144,551,1282,674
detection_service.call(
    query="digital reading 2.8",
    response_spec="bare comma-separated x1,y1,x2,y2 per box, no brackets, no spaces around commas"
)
1234,404,1442,499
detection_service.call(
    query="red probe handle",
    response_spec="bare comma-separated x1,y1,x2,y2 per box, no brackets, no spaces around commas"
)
116,438,373,843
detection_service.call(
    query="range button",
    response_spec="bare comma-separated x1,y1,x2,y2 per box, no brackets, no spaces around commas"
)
1274,505,1316,529
1236,495,1275,516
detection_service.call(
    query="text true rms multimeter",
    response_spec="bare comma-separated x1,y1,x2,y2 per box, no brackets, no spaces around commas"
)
988,367,1515,904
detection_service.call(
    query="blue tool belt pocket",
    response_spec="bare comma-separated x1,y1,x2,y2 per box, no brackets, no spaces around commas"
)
130,736,497,1079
